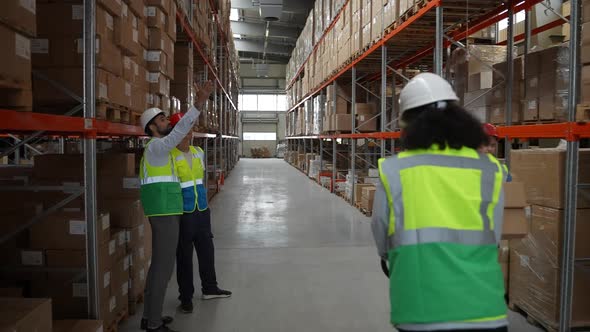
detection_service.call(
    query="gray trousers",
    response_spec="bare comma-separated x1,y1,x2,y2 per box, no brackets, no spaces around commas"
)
143,215,180,328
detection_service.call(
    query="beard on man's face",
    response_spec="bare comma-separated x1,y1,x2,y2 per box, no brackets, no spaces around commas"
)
157,124,172,136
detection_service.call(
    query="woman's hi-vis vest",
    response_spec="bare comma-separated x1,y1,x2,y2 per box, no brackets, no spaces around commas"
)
378,146,507,326
171,146,208,212
139,139,183,217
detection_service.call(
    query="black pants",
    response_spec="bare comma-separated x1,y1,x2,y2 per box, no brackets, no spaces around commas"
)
176,208,218,303
398,327,508,332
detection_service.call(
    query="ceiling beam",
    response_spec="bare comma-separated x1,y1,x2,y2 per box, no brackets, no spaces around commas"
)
234,39,292,56
230,0,315,14
231,21,300,39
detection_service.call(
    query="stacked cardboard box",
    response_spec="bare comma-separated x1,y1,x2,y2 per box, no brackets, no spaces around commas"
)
0,298,52,332
523,44,570,122
356,103,378,132
360,186,376,212
192,0,211,48
323,84,350,132
31,1,150,118
0,0,36,112
170,44,194,113
145,0,177,114
508,148,590,328
451,45,507,122
361,0,372,49
487,57,524,124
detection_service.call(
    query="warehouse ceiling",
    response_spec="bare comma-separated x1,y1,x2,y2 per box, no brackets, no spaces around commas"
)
231,0,314,92
231,0,314,64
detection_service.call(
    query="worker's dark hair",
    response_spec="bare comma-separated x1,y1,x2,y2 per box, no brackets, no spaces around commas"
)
401,101,487,151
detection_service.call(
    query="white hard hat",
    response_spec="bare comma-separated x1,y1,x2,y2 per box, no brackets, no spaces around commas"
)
399,73,459,114
140,108,165,133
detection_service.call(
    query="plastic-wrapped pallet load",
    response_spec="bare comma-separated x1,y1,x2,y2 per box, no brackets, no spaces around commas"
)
523,43,570,122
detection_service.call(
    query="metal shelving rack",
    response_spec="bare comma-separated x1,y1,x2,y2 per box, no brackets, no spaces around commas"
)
285,0,590,330
0,0,239,320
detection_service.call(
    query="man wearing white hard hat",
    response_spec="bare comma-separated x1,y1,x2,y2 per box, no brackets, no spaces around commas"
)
371,73,508,332
139,81,214,332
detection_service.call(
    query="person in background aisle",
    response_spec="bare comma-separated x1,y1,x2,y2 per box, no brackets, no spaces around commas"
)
371,73,508,332
169,112,232,314
481,123,512,182
139,81,214,332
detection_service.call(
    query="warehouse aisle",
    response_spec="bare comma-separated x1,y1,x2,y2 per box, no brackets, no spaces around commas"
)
120,159,541,332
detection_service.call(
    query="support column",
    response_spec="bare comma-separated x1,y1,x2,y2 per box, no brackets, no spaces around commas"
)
504,0,515,166
351,67,357,202
434,6,443,75
560,0,581,330
380,46,387,158
332,139,337,193
83,0,99,319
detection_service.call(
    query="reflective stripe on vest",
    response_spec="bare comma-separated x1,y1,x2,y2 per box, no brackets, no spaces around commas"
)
141,175,179,185
180,179,204,188
379,151,505,248
172,146,207,212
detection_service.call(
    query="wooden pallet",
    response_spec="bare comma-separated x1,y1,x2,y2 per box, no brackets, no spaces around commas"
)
360,207,372,217
521,119,563,125
577,104,590,122
96,102,131,124
508,302,564,332
106,308,129,332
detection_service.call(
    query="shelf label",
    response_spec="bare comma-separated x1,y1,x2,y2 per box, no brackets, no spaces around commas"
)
109,240,116,255
69,220,86,235
145,6,156,17
123,177,140,189
106,12,114,30
31,39,49,54
109,296,116,312
15,33,31,60
138,224,145,237
104,271,111,288
72,5,84,20
101,215,110,231
118,231,126,246
122,282,129,296
21,250,43,266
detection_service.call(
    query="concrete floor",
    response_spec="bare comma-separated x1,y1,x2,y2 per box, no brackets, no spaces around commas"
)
120,159,541,332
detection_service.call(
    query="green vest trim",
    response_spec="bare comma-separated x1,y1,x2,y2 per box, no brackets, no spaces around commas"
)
139,139,183,217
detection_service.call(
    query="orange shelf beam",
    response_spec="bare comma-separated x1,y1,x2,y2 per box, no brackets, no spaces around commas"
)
497,15,569,46
287,123,590,141
176,10,237,111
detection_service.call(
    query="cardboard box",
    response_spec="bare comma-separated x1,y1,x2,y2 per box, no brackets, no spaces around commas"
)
357,115,377,132
125,0,145,17
148,72,170,95
115,4,140,56
468,71,493,92
0,0,37,37
354,184,375,204
0,24,31,89
146,7,167,30
333,114,352,131
124,223,146,250
488,102,521,125
45,241,115,277
146,0,170,14
30,212,111,250
0,298,52,332
522,99,539,121
148,28,174,56
100,199,144,228
166,2,177,41
509,236,590,327
53,320,104,332
33,154,135,180
32,36,123,77
510,149,590,208
98,0,122,16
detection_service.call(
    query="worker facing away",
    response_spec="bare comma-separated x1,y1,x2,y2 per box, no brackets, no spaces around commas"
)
169,112,232,315
139,81,214,332
371,73,508,332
